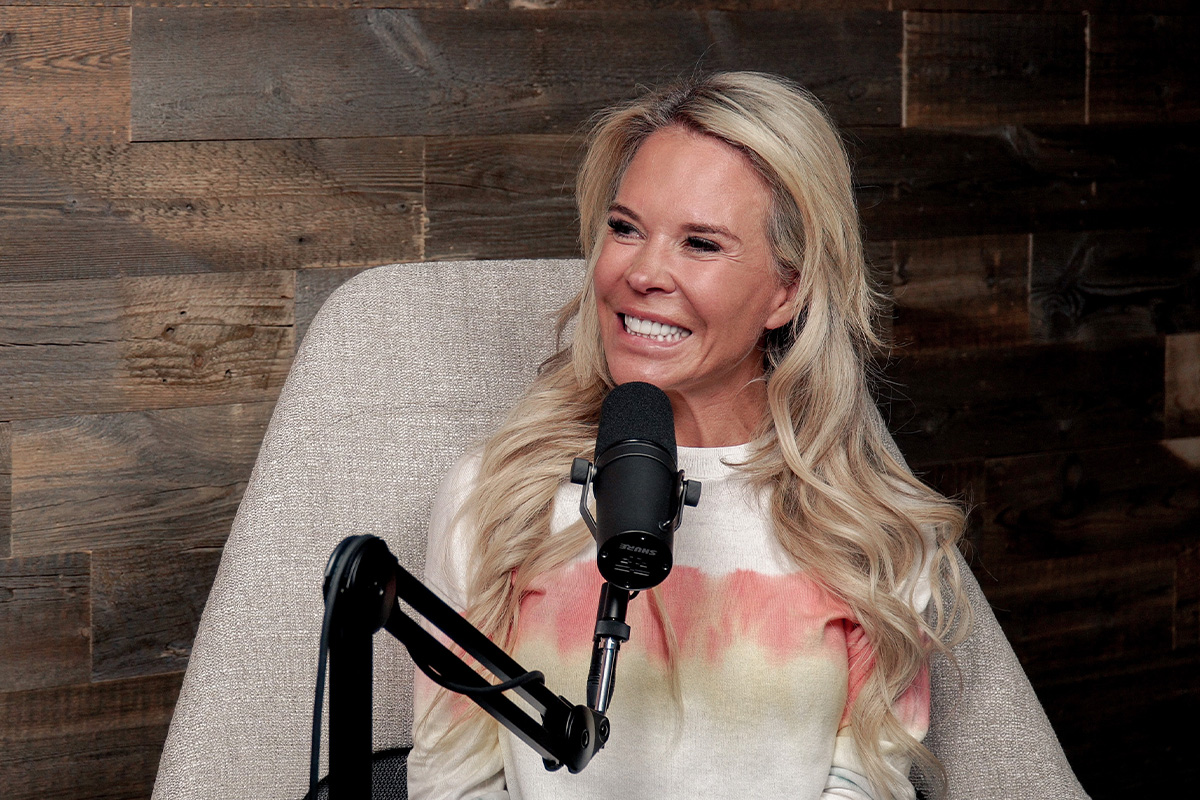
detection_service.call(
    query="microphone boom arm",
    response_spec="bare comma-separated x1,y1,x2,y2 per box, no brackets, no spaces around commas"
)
321,534,607,799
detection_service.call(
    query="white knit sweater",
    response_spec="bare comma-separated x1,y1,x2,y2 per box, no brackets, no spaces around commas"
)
408,443,929,800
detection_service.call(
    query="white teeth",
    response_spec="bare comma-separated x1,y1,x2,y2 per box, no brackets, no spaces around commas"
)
622,314,691,342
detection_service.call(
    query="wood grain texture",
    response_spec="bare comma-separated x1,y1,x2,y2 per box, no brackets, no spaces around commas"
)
131,8,900,142
91,543,222,681
979,439,1200,563
1166,333,1200,439
983,547,1177,677
0,671,183,800
0,423,9,559
0,7,129,145
0,0,889,6
0,138,423,283
0,272,293,420
891,234,1030,350
10,402,274,556
896,1,1186,8
420,125,1200,250
1178,543,1200,650
1034,655,1200,800
426,135,581,260
904,12,1086,126
1089,14,1200,125
884,339,1164,466
0,552,90,692
853,123,1200,241
1031,228,1200,342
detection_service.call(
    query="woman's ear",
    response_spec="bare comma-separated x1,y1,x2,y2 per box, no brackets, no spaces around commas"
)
765,277,802,332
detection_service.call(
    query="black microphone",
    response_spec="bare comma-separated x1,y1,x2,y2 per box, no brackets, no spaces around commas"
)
569,382,701,716
571,381,701,592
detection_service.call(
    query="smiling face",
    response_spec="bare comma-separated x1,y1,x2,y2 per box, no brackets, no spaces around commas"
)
593,125,798,445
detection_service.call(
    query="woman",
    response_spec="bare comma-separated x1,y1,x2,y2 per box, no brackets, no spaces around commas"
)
408,72,968,800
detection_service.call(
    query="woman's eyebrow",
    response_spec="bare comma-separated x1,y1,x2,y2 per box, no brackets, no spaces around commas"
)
611,203,742,243
683,222,740,243
609,203,641,223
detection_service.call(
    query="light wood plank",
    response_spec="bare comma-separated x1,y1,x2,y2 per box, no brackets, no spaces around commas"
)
1166,332,1200,439
891,234,1030,350
426,135,581,260
1031,228,1200,342
0,138,423,283
0,553,91,692
131,8,900,142
10,402,274,556
0,7,129,145
980,438,1200,563
0,424,9,559
0,671,183,800
1089,14,1200,125
904,12,1086,126
885,339,1164,466
91,543,222,681
0,272,293,420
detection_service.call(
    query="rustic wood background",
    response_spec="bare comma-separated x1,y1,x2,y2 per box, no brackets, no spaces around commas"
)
1,1,1197,798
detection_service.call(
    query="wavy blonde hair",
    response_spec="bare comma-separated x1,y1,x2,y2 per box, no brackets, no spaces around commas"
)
429,72,969,798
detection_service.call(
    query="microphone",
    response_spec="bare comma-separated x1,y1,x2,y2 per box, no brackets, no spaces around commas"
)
570,382,701,716
571,381,701,592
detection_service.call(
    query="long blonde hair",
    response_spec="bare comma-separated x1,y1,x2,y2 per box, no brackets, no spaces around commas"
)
434,72,969,798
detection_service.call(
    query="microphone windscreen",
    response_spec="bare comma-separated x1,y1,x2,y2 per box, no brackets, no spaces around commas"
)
595,382,676,461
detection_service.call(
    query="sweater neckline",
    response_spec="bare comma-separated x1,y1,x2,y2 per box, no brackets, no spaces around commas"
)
677,442,754,480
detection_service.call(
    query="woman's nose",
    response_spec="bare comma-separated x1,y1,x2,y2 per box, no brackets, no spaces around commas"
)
624,246,676,294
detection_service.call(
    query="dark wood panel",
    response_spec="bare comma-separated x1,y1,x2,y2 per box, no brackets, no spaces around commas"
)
0,671,183,800
1033,655,1200,800
0,553,90,692
1089,14,1200,125
91,543,222,681
980,440,1200,562
1166,333,1200,440
853,123,1200,241
981,548,1177,677
295,265,371,346
425,125,1200,253
0,7,129,145
131,8,900,141
0,138,423,283
1178,543,1200,650
1031,228,1200,342
883,339,1164,465
904,12,1086,126
896,1,1186,7
10,402,273,556
891,234,1030,350
0,423,10,559
0,272,292,420
426,135,581,260
1,1,888,6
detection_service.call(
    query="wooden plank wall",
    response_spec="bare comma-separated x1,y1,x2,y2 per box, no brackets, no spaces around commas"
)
1,1,1197,798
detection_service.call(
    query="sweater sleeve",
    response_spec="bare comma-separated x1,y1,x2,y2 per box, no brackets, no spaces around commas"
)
821,627,930,800
822,540,935,800
406,454,510,800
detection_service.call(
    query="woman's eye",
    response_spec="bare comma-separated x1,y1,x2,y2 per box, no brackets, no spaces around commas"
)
607,218,637,237
686,236,720,253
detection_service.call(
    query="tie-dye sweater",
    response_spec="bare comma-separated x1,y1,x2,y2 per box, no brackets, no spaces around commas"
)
408,443,931,800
